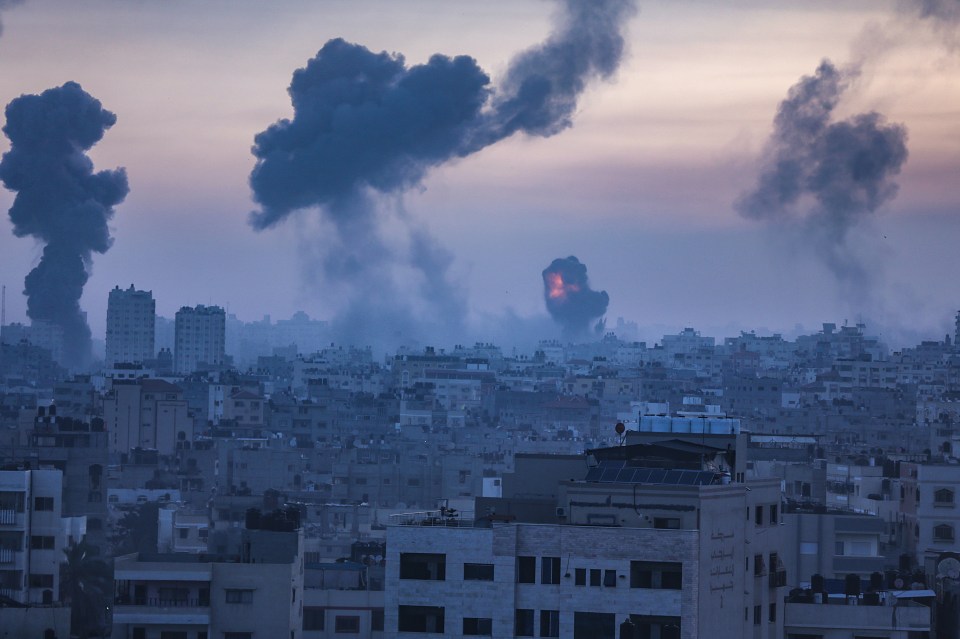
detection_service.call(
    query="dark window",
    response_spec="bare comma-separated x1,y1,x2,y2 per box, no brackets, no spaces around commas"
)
400,553,446,580
754,554,766,576
630,561,682,589
573,612,614,639
769,602,777,623
304,607,325,631
603,569,617,587
540,610,560,638
463,617,492,636
30,536,55,550
225,588,253,603
33,497,54,511
590,568,601,587
574,568,586,586
517,556,536,583
372,609,384,632
28,573,53,588
770,504,778,524
398,605,445,633
541,556,561,584
755,505,764,526
335,616,360,633
223,634,252,639
464,563,494,581
935,524,955,541
935,488,955,505
160,633,187,639
516,609,534,637
630,615,681,639
753,605,762,625
653,517,680,529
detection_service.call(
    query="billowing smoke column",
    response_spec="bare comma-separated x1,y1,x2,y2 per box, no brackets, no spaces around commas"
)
249,0,635,347
542,256,609,339
736,60,908,293
0,82,129,369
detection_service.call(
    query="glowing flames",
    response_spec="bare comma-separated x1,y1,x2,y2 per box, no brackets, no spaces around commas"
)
546,271,579,301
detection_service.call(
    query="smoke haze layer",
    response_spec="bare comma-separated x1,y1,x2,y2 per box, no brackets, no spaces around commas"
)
542,255,609,340
249,0,635,349
0,81,129,369
736,60,908,299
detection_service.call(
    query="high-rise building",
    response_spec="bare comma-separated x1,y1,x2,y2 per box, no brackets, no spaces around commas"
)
174,305,226,374
105,284,156,367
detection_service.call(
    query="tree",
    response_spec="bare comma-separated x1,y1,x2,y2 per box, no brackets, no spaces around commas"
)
61,540,112,638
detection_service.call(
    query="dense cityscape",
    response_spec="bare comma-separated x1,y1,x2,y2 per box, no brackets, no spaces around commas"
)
2,294,960,637
1,0,959,637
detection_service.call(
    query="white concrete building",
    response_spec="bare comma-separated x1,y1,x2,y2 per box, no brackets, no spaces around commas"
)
174,305,226,375
106,284,156,367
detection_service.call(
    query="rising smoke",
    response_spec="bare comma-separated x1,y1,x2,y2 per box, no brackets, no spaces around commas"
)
736,60,908,298
542,256,609,340
249,0,636,348
0,82,129,369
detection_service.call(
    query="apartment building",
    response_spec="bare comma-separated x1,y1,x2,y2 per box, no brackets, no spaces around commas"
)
106,284,156,367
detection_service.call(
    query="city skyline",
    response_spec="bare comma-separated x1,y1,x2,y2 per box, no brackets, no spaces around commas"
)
1,0,959,352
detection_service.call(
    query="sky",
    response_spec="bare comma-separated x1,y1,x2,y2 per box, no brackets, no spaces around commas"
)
0,0,958,352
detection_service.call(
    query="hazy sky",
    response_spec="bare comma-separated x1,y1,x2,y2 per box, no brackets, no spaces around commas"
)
0,0,958,349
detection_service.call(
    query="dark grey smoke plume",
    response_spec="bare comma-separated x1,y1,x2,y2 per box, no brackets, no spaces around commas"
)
902,0,960,22
736,60,908,292
249,0,635,347
0,0,25,37
542,256,609,340
0,82,129,369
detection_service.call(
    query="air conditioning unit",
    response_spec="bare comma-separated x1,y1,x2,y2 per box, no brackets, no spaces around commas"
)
556,507,566,519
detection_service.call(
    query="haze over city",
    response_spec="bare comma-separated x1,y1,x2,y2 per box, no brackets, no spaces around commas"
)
1,0,959,355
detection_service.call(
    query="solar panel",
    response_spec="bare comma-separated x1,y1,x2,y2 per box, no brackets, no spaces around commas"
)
584,462,718,486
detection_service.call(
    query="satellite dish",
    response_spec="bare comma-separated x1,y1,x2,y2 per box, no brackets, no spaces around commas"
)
937,553,960,580
615,422,625,435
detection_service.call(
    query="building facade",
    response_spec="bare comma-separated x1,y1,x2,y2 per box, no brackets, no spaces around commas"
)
106,285,156,367
174,305,226,375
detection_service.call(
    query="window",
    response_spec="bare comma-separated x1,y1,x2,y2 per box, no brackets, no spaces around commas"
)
30,536,54,550
223,634,252,639
335,615,360,633
540,610,560,638
769,602,777,623
590,568,601,587
935,524,955,541
517,556,536,584
935,488,955,506
464,563,494,581
754,605,762,625
603,569,617,587
770,504,778,524
754,554,765,576
630,561,682,589
630,615,681,639
755,505,764,526
160,633,187,639
33,497,54,511
653,517,680,530
303,607,325,631
372,609,384,632
463,617,492,636
178,528,188,539
398,605,445,633
573,612,614,639
28,573,53,588
400,553,446,580
225,589,253,603
574,568,586,586
516,609,534,637
541,556,561,585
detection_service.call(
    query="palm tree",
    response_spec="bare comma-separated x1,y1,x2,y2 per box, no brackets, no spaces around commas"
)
61,540,112,638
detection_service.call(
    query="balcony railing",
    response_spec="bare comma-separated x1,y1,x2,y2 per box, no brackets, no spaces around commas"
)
115,596,209,608
0,510,17,525
0,548,18,564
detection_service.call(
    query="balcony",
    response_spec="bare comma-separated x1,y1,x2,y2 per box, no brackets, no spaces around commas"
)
112,598,210,626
